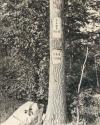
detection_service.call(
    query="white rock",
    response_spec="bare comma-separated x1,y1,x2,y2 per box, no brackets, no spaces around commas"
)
1,101,39,125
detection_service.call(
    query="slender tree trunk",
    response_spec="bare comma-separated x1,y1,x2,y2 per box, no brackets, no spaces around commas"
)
95,56,99,88
43,0,67,125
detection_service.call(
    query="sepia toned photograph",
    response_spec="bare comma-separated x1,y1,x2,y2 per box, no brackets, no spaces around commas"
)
0,0,100,125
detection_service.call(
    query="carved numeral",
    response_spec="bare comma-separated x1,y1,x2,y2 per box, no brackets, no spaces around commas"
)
52,17,62,38
52,50,62,64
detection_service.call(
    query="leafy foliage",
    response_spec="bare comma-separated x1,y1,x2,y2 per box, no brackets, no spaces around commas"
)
0,0,49,104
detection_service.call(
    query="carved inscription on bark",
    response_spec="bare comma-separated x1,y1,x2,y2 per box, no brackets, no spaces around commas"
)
52,50,62,64
53,17,62,38
52,0,63,9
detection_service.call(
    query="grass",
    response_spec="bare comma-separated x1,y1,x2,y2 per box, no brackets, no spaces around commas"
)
0,94,23,123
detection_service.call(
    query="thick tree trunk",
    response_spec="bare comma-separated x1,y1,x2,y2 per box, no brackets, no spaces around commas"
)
43,0,67,125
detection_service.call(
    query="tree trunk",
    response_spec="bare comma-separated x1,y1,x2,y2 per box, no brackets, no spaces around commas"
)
43,0,67,125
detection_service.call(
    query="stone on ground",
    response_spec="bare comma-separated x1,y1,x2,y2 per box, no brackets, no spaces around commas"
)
1,101,43,125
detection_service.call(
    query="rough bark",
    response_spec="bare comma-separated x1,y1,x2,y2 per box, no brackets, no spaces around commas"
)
43,0,67,125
